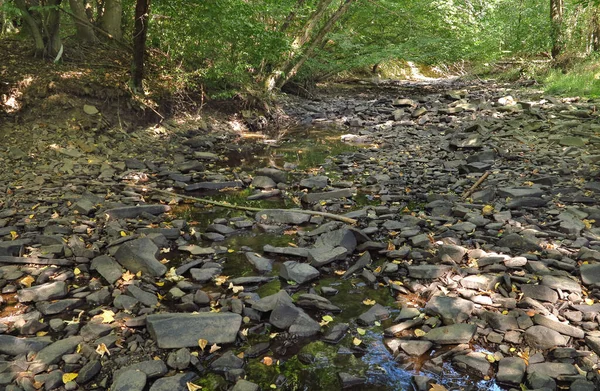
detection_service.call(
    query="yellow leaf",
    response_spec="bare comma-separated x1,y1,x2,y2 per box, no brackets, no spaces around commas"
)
334,270,346,275
429,384,448,391
356,328,366,336
387,242,395,251
228,282,244,294
209,343,221,354
20,275,35,288
96,342,110,357
262,356,274,366
374,266,382,274
99,310,115,324
76,343,82,353
270,385,277,389
186,382,203,391
120,231,127,237
198,339,208,351
157,293,165,300
362,299,376,306
160,247,171,254
155,281,164,287
122,270,135,282
136,271,142,277
486,354,495,363
62,373,78,383
36,331,48,337
10,231,19,240
322,315,334,323
214,275,229,286
237,352,244,359
241,328,249,336
352,337,362,346
73,267,81,276
227,249,235,253
269,332,279,339
502,310,509,315
586,298,594,305
482,205,494,216
414,329,426,337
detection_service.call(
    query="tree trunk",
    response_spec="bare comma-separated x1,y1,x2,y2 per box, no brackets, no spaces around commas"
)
131,0,150,94
69,0,97,42
276,0,355,89
44,0,63,58
101,0,122,40
592,7,600,52
14,0,45,56
550,0,563,59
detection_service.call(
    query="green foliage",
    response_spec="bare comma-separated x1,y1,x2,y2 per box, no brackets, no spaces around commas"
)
544,57,600,97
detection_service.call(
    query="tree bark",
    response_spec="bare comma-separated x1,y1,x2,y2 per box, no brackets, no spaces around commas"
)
592,7,600,52
131,0,150,93
101,0,122,40
44,0,63,58
68,0,97,42
14,0,45,56
550,0,563,59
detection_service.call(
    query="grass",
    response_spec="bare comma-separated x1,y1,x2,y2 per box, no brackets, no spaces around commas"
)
544,62,600,98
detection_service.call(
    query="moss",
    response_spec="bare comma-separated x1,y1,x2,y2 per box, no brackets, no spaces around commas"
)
193,373,227,390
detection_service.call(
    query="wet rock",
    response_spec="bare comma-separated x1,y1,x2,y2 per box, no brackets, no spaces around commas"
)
425,295,474,325
314,228,357,253
424,324,477,344
114,237,167,277
17,281,67,303
496,357,526,386
245,252,273,273
452,352,490,378
296,294,340,312
269,302,300,329
146,313,242,348
524,325,568,350
263,245,309,258
280,261,319,284
343,251,371,279
231,379,260,391
252,290,293,312
338,372,366,388
322,323,349,344
111,370,147,391
358,304,390,325
399,340,432,356
289,310,321,337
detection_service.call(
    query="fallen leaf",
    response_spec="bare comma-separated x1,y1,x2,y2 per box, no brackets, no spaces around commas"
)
429,384,448,391
19,275,35,288
356,328,366,335
73,267,81,276
186,382,203,391
62,373,78,383
241,328,249,336
160,247,171,254
209,343,221,354
486,354,495,363
214,275,229,286
414,329,426,337
121,270,135,282
352,337,362,346
334,270,346,275
96,342,110,357
99,309,115,324
482,205,494,216
586,298,594,305
322,315,334,323
262,356,273,366
36,331,48,337
228,282,244,294
198,339,208,351
362,299,376,306
10,231,19,240
237,352,244,359
120,231,127,237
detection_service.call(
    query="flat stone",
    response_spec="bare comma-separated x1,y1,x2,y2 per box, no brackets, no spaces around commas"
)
357,304,390,326
496,357,526,386
482,311,519,331
289,310,321,337
0,335,52,356
146,313,242,348
299,175,329,189
521,284,558,303
314,228,357,253
541,275,581,293
252,290,293,312
308,246,348,267
526,362,578,378
263,245,309,258
185,181,243,191
34,336,83,365
113,360,167,383
342,251,371,279
338,372,366,388
245,252,273,273
532,314,584,338
498,187,544,198
91,255,123,284
460,274,499,290
279,261,319,284
559,136,586,147
523,325,568,350
407,265,451,279
399,340,433,356
251,176,277,189
114,237,167,277
425,295,474,325
269,302,299,329
437,244,468,263
452,352,490,378
255,209,311,225
580,263,600,285
424,324,477,344
126,284,158,307
111,370,147,391
17,281,67,303
302,188,353,203
231,379,260,391
256,168,287,184
105,205,171,220
148,372,197,391
322,323,350,344
36,299,83,315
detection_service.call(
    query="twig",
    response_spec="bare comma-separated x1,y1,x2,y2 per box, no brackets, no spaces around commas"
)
90,181,358,225
462,171,490,200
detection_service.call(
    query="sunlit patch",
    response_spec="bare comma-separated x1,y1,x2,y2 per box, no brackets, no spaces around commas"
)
228,119,244,132
59,71,86,79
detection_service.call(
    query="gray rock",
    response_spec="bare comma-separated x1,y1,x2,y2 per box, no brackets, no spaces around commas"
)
105,205,171,220
148,372,197,391
17,281,67,303
256,168,287,184
497,233,541,251
299,175,329,189
113,360,168,383
526,362,577,378
280,261,319,284
569,379,596,391
302,189,353,203
407,265,451,279
36,298,83,315
91,255,122,284
527,371,556,390
252,290,293,312
521,284,558,303
460,274,499,290
34,336,83,365
343,251,371,279
314,228,357,253
146,313,242,348
245,252,273,273
167,348,191,370
399,340,432,356
186,181,243,191
424,324,477,344
498,187,544,198
482,311,519,331
231,379,260,391
126,284,158,307
425,295,474,325
532,314,584,338
523,325,568,350
269,302,299,329
452,352,490,378
190,267,221,283
358,304,390,325
111,370,147,391
541,275,581,293
497,357,526,386
437,244,468,263
308,246,348,267
338,372,366,388
251,176,277,189
114,237,167,277
76,359,102,384
289,310,321,337
256,209,311,225
580,263,600,285
0,335,51,356
263,244,309,258
322,323,350,344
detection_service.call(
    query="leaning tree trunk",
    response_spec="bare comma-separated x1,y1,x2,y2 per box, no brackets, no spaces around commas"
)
550,0,564,59
68,0,97,42
14,0,45,56
44,0,63,58
101,0,122,40
131,0,150,94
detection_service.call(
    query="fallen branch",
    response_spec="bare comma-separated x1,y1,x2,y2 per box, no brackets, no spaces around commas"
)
462,171,490,200
90,181,358,225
